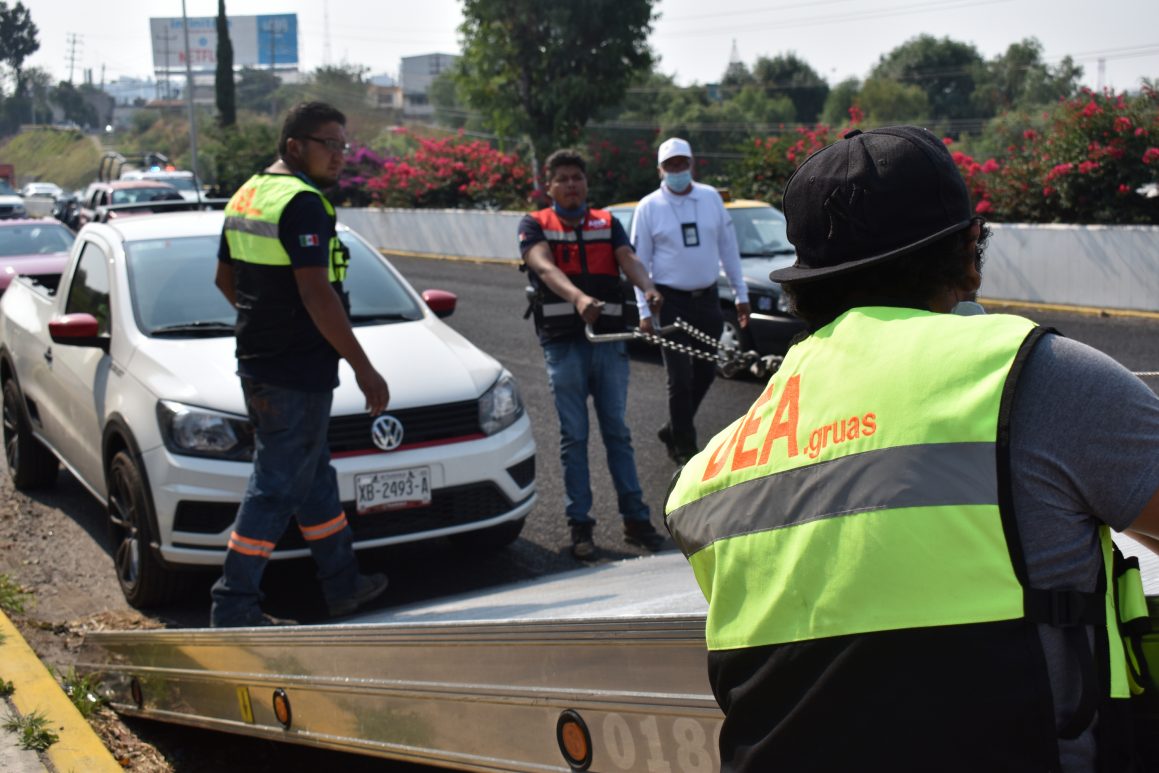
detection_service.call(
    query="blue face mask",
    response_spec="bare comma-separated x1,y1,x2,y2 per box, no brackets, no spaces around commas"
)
552,201,587,220
664,170,693,192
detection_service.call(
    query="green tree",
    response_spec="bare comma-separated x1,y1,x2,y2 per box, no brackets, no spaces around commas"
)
456,0,656,173
858,76,930,126
870,35,983,128
235,67,281,110
751,53,829,124
972,38,1081,115
0,1,38,93
821,77,861,126
201,121,278,195
215,0,236,127
50,80,97,126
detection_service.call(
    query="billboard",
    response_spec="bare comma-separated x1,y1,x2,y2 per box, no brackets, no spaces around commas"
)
150,14,299,72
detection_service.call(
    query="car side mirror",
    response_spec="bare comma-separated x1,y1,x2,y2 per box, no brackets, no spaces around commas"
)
421,289,457,319
48,313,110,353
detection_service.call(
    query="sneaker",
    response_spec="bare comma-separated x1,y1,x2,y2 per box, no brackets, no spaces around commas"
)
570,522,597,561
212,611,299,628
623,520,667,552
328,572,389,618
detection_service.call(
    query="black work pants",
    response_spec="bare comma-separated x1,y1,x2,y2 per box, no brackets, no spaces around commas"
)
656,285,723,453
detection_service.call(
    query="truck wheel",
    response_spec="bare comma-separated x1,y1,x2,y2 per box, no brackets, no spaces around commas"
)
108,450,181,608
2,379,58,489
449,517,525,552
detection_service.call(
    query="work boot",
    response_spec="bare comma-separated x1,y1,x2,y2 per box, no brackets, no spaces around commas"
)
658,425,697,465
328,572,389,618
623,520,667,552
212,611,299,628
570,522,597,561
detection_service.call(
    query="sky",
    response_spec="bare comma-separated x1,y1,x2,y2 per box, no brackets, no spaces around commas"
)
17,0,1159,94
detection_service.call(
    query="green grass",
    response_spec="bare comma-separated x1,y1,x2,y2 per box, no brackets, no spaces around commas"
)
56,666,105,719
0,128,102,191
0,574,30,616
2,710,59,752
0,679,14,697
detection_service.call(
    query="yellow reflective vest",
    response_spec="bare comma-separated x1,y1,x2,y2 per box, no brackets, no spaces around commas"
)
665,306,1145,769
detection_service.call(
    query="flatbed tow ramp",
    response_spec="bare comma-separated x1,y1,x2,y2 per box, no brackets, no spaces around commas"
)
76,541,1159,772
77,553,723,772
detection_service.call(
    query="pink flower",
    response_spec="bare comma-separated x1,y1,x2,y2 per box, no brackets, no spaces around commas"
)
975,199,993,214
1118,184,1132,194
1082,101,1101,118
1114,116,1133,132
1077,161,1099,174
1136,127,1149,137
1023,129,1038,140
1144,148,1159,164
1043,186,1055,197
981,159,1000,174
942,136,953,146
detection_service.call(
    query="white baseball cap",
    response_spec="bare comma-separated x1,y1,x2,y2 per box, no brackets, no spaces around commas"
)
657,137,693,165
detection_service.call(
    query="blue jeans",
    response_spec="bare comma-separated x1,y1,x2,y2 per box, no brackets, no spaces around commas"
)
210,379,359,626
542,338,649,526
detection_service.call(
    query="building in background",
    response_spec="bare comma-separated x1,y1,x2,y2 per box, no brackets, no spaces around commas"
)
400,53,458,117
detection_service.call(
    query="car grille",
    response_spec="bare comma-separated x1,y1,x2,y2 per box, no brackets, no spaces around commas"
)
172,483,526,547
328,400,480,453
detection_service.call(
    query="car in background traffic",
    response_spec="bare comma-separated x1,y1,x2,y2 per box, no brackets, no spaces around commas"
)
608,199,806,378
20,182,64,200
119,169,204,203
0,218,76,293
0,179,27,220
0,211,536,608
77,180,186,227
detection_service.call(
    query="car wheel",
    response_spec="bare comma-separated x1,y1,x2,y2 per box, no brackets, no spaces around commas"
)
717,307,754,380
448,517,525,552
107,449,181,608
2,379,58,489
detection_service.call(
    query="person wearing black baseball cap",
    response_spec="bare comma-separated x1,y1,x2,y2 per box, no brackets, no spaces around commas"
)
664,126,1159,770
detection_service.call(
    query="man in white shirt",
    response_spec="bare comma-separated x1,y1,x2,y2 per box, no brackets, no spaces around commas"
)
632,137,750,464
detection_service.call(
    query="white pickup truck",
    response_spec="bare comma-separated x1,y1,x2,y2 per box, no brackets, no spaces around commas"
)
0,211,536,608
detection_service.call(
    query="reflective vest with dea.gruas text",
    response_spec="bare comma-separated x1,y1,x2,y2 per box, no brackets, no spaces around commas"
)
664,306,1146,770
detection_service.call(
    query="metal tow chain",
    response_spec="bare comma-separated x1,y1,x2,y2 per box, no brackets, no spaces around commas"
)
585,319,780,378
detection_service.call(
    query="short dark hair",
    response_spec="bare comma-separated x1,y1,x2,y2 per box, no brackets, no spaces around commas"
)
544,149,586,180
278,102,346,159
783,220,990,330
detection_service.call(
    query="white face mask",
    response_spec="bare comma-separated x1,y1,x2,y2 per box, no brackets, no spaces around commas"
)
664,169,693,192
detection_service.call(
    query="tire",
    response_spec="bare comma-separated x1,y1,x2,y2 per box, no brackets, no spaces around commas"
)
448,517,525,552
717,306,754,380
107,449,182,608
2,379,59,489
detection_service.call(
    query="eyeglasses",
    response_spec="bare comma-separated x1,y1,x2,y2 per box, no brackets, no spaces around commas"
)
300,135,351,154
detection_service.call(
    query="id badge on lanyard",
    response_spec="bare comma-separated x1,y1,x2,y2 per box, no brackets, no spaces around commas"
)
681,222,700,247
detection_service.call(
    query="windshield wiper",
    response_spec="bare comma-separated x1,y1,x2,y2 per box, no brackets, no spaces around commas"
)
348,312,421,323
150,321,236,336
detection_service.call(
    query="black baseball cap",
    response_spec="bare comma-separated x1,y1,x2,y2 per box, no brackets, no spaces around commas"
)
770,125,972,284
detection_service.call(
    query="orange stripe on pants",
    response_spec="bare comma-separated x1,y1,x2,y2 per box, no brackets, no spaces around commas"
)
300,512,348,542
228,531,275,558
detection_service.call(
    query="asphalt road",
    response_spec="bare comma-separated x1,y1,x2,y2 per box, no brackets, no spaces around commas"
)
11,253,1159,772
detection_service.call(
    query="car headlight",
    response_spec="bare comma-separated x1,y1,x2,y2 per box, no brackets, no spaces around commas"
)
478,371,524,436
752,293,775,312
157,400,254,460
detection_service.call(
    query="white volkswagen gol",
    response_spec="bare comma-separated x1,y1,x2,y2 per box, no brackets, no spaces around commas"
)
0,211,536,607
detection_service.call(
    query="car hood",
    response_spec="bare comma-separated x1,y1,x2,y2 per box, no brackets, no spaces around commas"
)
125,316,504,416
0,194,23,206
0,252,70,289
734,254,797,290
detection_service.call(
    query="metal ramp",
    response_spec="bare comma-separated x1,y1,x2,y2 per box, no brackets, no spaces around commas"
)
77,553,723,772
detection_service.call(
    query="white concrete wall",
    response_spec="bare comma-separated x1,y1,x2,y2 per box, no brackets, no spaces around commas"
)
338,208,1159,313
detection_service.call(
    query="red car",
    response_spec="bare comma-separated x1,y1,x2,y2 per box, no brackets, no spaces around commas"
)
0,218,76,293
77,180,186,227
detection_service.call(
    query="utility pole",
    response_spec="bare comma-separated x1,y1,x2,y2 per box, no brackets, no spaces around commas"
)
323,0,331,66
65,33,82,84
181,0,201,180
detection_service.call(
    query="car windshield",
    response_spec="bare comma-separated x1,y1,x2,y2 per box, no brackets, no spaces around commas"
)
126,230,424,337
732,208,794,257
0,223,75,256
0,180,15,196
153,177,197,192
111,187,183,205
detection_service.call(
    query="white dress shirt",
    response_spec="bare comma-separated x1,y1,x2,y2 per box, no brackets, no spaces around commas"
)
631,181,748,320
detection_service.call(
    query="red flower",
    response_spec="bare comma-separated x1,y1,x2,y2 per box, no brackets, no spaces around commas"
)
981,159,1000,174
975,199,993,214
1043,186,1055,197
1144,148,1159,164
1077,161,1099,174
1118,184,1132,194
942,136,953,146
1023,129,1038,140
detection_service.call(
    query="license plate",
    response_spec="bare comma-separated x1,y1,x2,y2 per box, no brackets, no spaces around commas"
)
355,467,431,514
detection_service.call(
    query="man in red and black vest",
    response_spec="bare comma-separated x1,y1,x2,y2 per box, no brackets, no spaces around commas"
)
518,148,666,560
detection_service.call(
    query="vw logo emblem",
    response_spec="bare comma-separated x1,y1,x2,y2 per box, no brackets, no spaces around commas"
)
371,414,404,451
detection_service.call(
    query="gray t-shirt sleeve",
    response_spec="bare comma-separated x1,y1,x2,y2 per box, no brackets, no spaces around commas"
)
1012,332,1159,538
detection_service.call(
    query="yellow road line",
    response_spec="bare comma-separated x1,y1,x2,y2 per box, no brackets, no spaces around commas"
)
0,610,122,772
981,297,1159,320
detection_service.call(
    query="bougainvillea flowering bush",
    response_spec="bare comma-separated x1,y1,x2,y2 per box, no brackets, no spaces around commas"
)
334,146,391,207
727,108,863,203
952,86,1159,224
364,128,532,210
